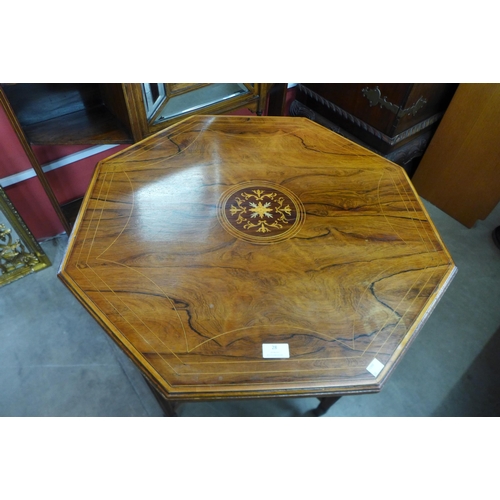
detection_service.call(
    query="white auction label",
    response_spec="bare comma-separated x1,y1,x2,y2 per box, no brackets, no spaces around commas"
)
366,358,385,377
262,344,290,358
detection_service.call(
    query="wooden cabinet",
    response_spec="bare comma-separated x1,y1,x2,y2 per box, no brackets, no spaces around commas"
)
1,83,270,145
0,84,271,234
1,83,136,145
290,83,458,176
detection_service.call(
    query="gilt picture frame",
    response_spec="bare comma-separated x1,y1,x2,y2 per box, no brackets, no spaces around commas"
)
0,185,50,287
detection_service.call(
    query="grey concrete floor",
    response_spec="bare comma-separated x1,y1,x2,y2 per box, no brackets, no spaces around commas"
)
1,199,499,417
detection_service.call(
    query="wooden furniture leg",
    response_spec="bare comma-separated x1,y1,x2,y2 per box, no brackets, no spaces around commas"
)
144,377,178,417
266,83,288,116
313,396,341,416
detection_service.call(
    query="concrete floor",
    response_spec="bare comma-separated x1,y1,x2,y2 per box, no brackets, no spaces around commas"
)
1,199,499,417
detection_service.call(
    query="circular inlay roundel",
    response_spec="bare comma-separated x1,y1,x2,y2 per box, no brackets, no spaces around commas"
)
217,181,306,244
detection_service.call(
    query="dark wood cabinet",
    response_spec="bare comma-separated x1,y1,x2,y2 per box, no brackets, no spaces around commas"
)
290,83,458,176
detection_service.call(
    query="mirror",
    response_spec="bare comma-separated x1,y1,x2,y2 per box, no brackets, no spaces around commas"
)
142,83,251,124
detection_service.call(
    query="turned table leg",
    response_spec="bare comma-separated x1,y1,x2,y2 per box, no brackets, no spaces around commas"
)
313,396,341,416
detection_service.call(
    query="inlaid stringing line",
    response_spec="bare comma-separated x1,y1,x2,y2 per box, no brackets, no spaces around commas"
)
388,171,429,252
184,263,437,368
70,265,180,375
81,263,183,374
397,174,440,253
375,268,438,358
96,257,190,354
85,170,395,369
350,265,395,352
72,172,186,371
189,324,354,353
105,119,212,173
361,268,427,356
184,261,406,363
76,172,108,267
377,170,406,244
88,170,190,353
120,119,354,176
90,173,337,356
95,172,135,260
86,172,115,265
168,364,379,379
77,264,363,376
170,338,395,377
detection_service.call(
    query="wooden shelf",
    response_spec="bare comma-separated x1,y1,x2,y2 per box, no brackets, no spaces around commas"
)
1,83,134,145
23,105,133,145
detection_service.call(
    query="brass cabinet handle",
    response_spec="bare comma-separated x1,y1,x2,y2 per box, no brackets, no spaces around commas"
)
362,86,427,118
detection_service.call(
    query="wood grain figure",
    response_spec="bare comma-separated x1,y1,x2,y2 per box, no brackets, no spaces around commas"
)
58,116,456,403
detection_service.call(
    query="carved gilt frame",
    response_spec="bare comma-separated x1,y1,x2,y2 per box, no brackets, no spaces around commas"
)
0,185,51,287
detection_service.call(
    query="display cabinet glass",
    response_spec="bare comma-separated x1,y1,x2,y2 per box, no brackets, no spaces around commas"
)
127,83,269,140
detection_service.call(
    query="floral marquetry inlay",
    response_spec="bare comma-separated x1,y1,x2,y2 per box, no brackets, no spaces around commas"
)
218,181,306,244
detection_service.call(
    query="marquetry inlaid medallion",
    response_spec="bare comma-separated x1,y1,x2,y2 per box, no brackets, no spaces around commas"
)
217,181,306,244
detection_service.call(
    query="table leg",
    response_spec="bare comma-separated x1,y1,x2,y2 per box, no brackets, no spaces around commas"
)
144,377,178,417
313,396,341,416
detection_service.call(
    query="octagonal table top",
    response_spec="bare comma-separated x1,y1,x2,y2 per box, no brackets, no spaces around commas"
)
58,116,456,400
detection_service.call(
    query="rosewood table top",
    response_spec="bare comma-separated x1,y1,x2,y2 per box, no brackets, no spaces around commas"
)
58,116,456,401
